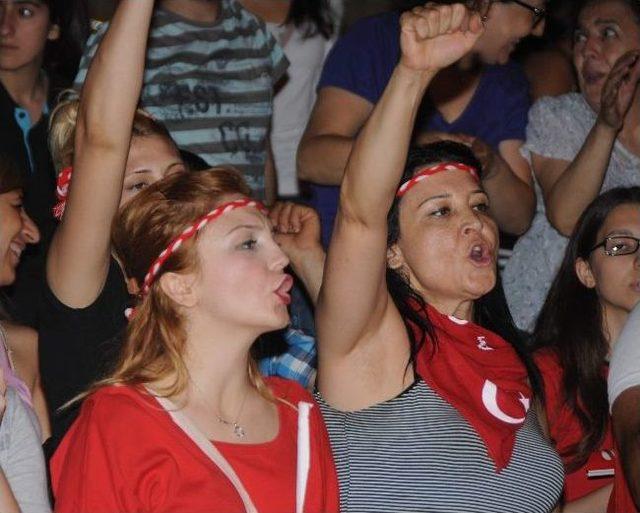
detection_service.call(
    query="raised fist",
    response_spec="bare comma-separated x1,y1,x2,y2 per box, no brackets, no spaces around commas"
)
399,3,484,73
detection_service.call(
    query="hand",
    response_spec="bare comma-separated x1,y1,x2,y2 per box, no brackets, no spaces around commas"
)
269,202,323,265
399,3,484,73
414,131,497,177
598,50,640,131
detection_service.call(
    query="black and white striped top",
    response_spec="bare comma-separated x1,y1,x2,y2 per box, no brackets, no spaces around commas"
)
316,380,563,513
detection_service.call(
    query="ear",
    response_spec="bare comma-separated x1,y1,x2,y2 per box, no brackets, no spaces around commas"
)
387,244,405,271
159,271,198,308
575,257,597,289
47,23,61,42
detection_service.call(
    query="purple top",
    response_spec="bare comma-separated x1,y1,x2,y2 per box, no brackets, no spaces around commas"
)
0,325,32,407
308,11,530,246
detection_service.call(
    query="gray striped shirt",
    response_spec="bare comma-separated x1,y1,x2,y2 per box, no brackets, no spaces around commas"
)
75,0,288,199
317,380,564,513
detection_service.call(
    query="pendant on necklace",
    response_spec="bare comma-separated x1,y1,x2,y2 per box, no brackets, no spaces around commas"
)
233,423,246,438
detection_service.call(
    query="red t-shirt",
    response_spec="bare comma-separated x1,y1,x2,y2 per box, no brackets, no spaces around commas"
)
536,349,615,502
51,377,339,513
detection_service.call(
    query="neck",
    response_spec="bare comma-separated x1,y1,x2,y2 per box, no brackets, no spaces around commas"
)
158,0,221,23
602,305,630,354
238,0,290,24
181,314,258,413
427,297,474,321
0,62,45,106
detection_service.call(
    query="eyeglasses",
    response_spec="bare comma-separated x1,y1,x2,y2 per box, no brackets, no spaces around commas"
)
511,0,547,27
590,236,640,257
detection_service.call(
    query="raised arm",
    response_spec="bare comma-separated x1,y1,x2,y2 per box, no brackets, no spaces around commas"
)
317,5,483,362
46,0,155,308
537,50,640,236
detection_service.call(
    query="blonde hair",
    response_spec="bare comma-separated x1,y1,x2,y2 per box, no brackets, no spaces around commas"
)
48,90,176,173
88,169,273,403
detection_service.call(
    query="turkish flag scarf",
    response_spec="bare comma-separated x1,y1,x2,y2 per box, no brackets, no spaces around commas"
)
414,305,532,472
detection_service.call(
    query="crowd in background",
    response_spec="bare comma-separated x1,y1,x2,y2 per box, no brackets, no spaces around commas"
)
0,0,640,512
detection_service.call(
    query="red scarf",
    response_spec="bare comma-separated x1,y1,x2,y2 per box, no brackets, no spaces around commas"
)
414,305,532,472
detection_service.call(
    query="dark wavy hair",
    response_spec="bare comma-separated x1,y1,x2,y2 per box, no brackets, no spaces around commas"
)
579,0,640,25
533,186,640,471
387,141,542,398
43,0,90,84
287,0,335,40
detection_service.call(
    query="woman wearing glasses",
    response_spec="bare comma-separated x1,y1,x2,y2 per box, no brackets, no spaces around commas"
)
533,187,640,512
298,0,547,247
503,0,640,332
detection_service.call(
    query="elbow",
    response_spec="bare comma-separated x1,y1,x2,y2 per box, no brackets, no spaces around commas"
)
547,209,575,237
296,136,316,182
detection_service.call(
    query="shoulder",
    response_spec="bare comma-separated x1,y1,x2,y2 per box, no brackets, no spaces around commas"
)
529,93,587,122
337,10,399,50
2,323,38,387
78,385,163,430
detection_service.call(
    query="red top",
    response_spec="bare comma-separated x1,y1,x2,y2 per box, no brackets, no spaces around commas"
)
536,349,614,502
51,377,339,513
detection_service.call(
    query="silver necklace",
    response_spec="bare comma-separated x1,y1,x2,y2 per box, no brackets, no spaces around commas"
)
214,386,250,439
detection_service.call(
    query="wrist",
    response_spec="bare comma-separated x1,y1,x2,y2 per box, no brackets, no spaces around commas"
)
394,63,437,88
595,115,621,137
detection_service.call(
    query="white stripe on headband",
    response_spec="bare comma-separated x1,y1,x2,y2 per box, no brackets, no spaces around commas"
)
140,198,268,296
396,162,479,198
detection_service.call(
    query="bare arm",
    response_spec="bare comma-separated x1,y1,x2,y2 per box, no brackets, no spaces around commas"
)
297,87,373,185
538,51,640,236
559,484,613,513
317,5,484,400
46,0,155,308
613,386,640,508
0,469,19,513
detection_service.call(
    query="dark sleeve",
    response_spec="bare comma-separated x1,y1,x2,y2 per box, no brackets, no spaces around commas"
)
317,12,401,105
495,62,531,143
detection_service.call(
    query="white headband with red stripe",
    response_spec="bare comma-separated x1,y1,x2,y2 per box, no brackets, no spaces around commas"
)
396,162,479,198
53,166,73,220
140,198,268,296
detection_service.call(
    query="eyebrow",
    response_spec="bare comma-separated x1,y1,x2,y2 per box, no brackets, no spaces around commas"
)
417,189,486,208
605,229,635,237
225,223,264,236
594,18,620,26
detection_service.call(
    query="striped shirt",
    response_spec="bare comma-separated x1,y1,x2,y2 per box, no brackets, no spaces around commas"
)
316,379,564,513
75,0,288,200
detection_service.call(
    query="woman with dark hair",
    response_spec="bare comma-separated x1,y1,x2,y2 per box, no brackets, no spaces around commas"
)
504,0,640,332
239,0,341,198
0,160,50,512
533,187,640,512
315,4,563,511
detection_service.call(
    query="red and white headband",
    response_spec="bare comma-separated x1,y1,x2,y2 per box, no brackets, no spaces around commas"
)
140,198,268,296
53,166,73,220
396,162,479,198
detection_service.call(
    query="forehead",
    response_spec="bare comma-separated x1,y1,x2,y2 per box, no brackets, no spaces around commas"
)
400,169,484,207
579,1,638,26
200,199,268,237
599,203,640,236
0,0,47,7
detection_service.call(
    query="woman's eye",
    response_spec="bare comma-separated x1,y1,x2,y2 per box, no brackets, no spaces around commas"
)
602,27,618,39
18,7,34,17
430,207,450,217
129,182,147,192
240,238,258,250
473,203,490,213
573,31,587,44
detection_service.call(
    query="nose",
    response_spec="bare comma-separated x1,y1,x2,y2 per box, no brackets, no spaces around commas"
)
581,35,601,60
20,209,40,245
0,9,16,38
461,208,484,236
270,238,290,271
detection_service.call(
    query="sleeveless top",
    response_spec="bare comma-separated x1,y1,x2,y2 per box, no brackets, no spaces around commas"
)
316,379,564,513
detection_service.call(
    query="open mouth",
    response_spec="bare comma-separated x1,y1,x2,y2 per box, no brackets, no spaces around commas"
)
274,274,293,305
468,242,493,267
8,241,24,263
581,65,607,86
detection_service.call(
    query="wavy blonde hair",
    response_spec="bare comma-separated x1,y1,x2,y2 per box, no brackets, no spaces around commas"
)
48,91,175,173
87,169,274,403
